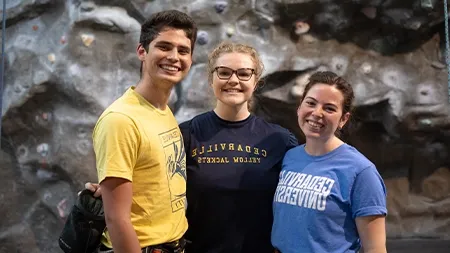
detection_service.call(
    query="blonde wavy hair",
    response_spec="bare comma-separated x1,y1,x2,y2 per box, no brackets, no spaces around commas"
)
207,41,265,85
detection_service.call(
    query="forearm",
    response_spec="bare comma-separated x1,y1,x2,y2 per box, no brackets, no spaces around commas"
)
363,247,387,253
107,218,141,253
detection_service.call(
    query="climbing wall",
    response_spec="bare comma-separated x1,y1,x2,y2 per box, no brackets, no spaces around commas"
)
1,0,450,252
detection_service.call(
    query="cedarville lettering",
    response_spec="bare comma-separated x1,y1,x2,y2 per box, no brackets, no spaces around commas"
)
191,143,267,157
274,171,336,211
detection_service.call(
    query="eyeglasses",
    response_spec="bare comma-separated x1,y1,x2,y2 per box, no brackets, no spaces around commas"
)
212,66,255,81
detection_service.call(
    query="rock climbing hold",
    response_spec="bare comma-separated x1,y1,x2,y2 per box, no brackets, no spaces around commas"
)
13,85,21,93
302,34,317,44
360,7,377,19
37,169,54,180
419,118,432,126
35,112,52,124
42,112,52,121
47,53,56,63
420,89,429,96
17,145,28,158
80,1,96,12
77,127,88,138
37,143,50,157
290,85,304,98
361,62,372,74
214,1,228,14
294,21,310,35
57,198,68,218
76,139,91,155
290,73,311,97
431,61,445,69
80,34,95,47
420,0,435,10
404,20,422,30
197,31,209,45
226,26,235,37
43,192,52,201
32,25,39,31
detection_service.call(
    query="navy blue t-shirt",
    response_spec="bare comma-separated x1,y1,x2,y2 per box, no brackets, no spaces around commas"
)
179,111,298,253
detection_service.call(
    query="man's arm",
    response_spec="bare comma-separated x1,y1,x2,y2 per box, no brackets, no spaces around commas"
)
93,112,141,252
356,215,387,253
101,177,141,253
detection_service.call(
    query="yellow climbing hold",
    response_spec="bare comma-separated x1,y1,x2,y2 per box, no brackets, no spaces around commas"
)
81,34,95,47
47,53,56,63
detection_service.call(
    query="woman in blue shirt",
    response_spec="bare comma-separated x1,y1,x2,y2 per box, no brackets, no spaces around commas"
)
271,71,387,253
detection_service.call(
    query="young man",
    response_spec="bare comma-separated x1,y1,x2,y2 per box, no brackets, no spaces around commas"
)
92,10,197,253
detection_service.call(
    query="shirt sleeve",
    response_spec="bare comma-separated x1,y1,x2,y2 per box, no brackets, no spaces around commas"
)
350,166,387,218
179,120,191,154
93,112,140,183
286,131,299,151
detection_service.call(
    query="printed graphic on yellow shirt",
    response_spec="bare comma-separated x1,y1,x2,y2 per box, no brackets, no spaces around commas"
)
159,128,187,213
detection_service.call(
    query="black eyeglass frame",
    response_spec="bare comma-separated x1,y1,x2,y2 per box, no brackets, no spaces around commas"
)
212,66,256,81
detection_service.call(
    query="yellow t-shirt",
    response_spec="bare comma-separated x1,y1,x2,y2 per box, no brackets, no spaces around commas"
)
92,87,188,248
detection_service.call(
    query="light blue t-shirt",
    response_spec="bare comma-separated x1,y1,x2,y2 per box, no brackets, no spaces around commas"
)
271,143,387,253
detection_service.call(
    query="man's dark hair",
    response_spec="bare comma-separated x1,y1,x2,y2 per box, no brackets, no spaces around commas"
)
139,10,197,74
140,9,197,52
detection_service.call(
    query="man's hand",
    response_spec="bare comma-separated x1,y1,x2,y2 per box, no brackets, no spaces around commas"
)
78,182,102,197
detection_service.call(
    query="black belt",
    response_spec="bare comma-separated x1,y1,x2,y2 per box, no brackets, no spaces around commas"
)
99,238,187,253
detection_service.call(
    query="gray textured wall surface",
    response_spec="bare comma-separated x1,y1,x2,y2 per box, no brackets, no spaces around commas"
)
1,0,450,252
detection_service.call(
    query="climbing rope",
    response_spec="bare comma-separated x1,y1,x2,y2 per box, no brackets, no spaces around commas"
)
0,0,6,148
444,0,450,102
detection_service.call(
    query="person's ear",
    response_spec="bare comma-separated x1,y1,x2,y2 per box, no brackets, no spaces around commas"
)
339,112,350,129
137,44,147,61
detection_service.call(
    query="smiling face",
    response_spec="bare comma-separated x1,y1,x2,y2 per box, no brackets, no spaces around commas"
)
297,83,350,142
137,27,193,88
211,52,257,108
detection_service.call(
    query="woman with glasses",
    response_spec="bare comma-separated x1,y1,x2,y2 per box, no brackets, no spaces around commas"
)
179,41,298,253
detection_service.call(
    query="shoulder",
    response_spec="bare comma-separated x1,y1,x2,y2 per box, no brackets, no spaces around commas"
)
284,144,304,158
97,111,136,128
252,116,289,135
252,116,299,146
339,144,376,173
93,112,139,142
96,97,135,123
179,111,212,131
178,119,191,131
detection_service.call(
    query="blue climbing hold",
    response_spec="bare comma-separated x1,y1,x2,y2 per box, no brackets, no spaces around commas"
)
197,31,209,45
215,1,228,14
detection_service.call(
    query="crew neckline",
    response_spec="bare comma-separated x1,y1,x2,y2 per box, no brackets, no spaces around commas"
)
300,143,348,161
129,86,169,115
210,110,254,128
